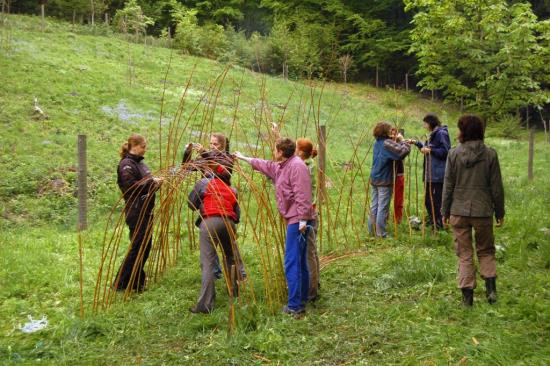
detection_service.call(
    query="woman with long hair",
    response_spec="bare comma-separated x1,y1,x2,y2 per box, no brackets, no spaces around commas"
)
114,134,163,292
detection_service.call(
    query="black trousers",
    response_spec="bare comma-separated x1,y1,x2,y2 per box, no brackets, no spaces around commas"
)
115,213,153,291
425,182,443,229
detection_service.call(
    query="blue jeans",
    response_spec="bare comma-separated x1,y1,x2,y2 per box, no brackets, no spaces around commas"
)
285,223,310,311
368,185,392,238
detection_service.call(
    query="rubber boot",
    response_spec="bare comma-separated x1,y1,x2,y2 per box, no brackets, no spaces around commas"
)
485,277,497,304
461,288,474,307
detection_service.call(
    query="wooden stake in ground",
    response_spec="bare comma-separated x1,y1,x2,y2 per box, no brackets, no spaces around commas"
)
78,134,87,230
528,128,534,181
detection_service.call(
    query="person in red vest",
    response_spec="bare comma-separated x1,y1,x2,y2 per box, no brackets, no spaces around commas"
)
187,158,243,314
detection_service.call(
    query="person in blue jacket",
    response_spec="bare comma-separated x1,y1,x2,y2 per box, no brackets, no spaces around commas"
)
368,122,411,238
407,114,451,230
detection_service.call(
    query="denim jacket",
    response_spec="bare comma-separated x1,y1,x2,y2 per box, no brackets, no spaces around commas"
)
370,138,411,186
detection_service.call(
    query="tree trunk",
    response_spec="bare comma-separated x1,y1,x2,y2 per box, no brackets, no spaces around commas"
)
104,12,109,25
405,73,409,92
538,108,548,144
431,90,434,101
72,9,76,25
41,4,45,32
375,65,379,88
90,0,94,27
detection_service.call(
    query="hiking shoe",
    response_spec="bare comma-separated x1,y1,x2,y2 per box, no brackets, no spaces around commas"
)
461,288,474,307
282,305,306,319
189,306,211,314
485,277,497,304
307,294,320,303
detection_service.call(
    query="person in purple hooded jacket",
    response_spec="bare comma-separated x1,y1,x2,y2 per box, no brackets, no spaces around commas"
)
235,138,314,318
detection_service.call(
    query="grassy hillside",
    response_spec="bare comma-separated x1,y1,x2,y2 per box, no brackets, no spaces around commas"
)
1,15,549,365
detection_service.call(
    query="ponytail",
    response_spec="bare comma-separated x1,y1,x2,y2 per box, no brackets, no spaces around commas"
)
311,148,318,159
119,142,130,158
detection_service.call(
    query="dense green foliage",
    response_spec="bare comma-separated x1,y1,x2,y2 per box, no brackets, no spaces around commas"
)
1,15,549,365
6,0,548,124
405,0,550,120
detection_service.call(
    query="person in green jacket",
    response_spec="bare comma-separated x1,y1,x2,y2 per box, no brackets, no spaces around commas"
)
441,114,505,306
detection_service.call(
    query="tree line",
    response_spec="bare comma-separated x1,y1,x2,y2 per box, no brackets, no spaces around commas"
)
5,0,549,124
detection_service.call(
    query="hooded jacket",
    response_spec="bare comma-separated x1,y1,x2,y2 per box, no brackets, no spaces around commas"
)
117,154,157,225
415,125,451,183
441,140,505,219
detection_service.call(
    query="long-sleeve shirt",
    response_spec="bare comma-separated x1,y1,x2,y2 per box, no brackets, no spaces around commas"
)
414,126,451,183
370,138,411,186
251,155,313,224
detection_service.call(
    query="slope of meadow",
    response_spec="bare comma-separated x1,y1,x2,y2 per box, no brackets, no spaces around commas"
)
0,15,548,365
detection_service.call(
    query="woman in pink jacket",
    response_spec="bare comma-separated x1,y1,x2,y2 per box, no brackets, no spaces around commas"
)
235,138,314,318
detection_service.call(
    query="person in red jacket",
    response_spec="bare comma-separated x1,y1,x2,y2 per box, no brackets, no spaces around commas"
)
187,160,243,314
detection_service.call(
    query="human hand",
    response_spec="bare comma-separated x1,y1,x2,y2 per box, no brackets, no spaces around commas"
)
420,147,431,154
405,139,416,145
496,218,504,227
299,220,307,233
153,176,164,186
443,216,450,228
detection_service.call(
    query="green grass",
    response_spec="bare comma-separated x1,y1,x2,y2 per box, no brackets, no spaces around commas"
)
1,15,549,365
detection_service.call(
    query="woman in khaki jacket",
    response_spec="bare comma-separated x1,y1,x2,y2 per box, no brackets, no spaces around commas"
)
441,115,505,306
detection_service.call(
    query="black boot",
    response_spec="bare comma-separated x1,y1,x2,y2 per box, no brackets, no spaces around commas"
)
461,288,474,307
485,277,497,304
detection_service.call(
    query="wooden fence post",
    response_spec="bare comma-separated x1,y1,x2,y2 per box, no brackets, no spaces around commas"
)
318,125,327,204
528,129,534,181
78,134,88,230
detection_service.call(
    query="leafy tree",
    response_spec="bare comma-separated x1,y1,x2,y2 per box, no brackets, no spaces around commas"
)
113,0,153,37
405,0,548,119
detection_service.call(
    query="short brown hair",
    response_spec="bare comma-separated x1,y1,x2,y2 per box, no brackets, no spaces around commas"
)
373,122,392,138
457,114,484,143
276,138,296,158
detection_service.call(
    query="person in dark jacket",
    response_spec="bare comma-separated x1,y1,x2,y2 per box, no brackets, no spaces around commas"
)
441,115,504,306
368,122,411,238
114,134,163,292
187,161,243,314
407,114,451,230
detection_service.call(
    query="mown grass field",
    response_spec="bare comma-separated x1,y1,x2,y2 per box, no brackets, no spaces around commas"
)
1,15,549,365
